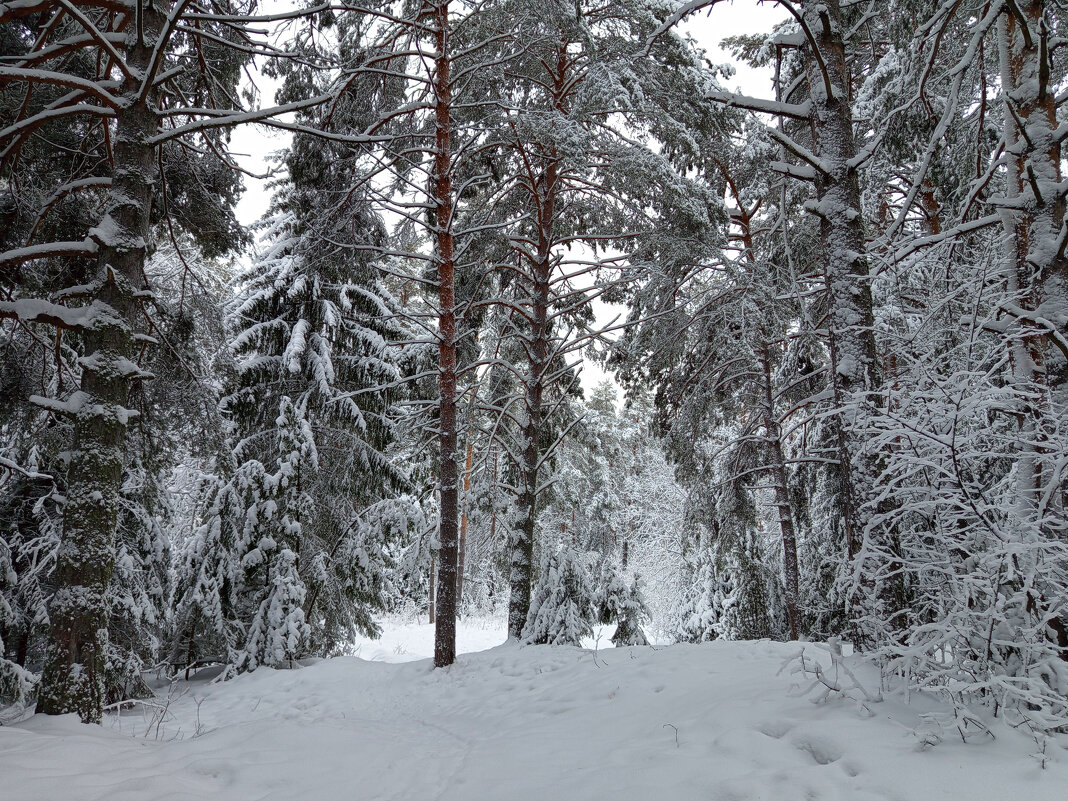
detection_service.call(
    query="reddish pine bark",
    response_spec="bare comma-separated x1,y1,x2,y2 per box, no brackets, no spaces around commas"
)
432,0,460,669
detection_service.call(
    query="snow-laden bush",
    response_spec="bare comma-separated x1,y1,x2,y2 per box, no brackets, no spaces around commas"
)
852,294,1068,734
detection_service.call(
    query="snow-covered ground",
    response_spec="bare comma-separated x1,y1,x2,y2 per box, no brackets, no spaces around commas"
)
3,619,1066,801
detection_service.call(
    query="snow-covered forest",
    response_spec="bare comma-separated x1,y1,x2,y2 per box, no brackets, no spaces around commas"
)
2,0,1068,797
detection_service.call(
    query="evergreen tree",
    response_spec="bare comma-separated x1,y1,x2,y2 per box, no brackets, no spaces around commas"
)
0,0,335,721
523,545,597,646
594,559,650,646
174,47,415,668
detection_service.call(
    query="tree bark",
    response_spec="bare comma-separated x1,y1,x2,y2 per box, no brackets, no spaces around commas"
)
37,3,166,722
432,0,459,669
758,341,801,640
457,438,473,614
801,0,880,562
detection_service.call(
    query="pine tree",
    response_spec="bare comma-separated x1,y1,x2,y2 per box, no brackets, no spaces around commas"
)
462,0,729,638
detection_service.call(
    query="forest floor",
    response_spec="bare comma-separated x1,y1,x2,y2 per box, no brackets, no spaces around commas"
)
2,616,1067,800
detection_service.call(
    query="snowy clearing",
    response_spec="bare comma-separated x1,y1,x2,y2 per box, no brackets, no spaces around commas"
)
3,621,1066,801
350,613,511,662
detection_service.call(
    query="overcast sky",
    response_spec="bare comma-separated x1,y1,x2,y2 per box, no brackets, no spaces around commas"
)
226,1,786,399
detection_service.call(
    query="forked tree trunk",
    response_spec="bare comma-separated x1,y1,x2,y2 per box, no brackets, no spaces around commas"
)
36,3,167,723
432,0,460,669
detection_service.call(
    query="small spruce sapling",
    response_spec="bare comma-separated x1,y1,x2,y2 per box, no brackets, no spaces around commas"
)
594,559,650,646
245,548,309,670
611,576,650,647
671,549,719,644
523,546,596,646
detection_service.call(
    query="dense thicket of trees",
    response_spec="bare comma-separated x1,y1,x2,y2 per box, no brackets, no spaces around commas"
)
616,0,1068,731
2,0,1066,736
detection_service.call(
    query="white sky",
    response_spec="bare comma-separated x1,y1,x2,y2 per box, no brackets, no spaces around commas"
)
227,1,786,401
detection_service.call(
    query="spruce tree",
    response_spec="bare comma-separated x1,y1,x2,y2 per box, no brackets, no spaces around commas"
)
0,0,334,721
523,545,597,646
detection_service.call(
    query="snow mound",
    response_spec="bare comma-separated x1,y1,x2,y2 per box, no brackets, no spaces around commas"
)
2,638,1066,800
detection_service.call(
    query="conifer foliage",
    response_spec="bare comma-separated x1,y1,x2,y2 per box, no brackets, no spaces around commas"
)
594,559,651,647
523,545,597,647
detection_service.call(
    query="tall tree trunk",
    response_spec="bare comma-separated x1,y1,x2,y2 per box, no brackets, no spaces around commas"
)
727,160,804,643
758,341,801,640
36,4,166,722
432,0,459,669
802,0,880,565
507,252,549,639
507,45,571,641
507,159,557,639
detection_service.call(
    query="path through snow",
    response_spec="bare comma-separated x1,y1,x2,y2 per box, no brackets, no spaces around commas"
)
2,624,1066,800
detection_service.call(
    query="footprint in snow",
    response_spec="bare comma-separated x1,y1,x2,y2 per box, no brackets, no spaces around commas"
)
790,732,844,766
756,719,793,740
